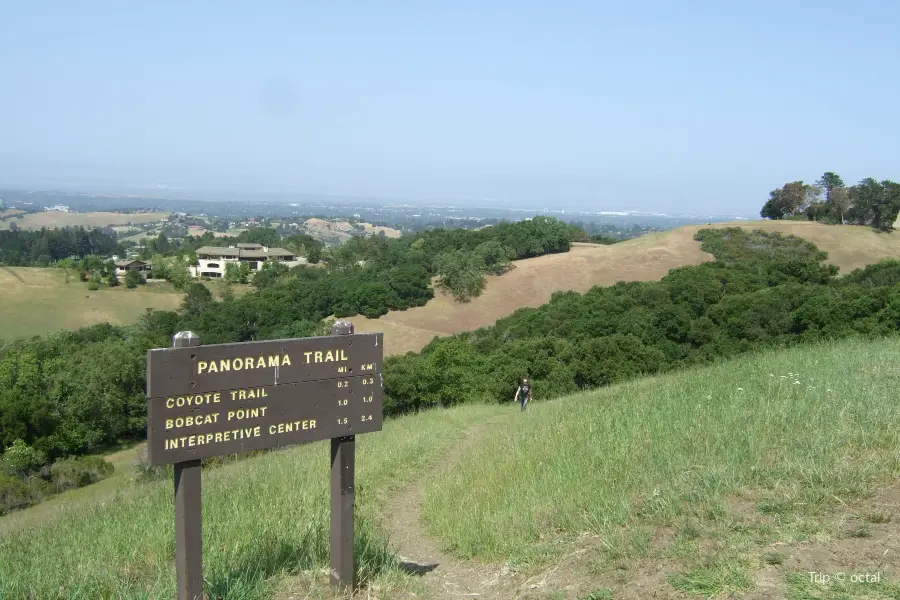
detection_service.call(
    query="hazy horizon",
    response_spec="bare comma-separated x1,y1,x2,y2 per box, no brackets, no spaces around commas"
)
2,1,898,216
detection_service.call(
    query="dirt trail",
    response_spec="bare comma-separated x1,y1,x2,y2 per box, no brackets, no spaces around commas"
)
382,423,526,599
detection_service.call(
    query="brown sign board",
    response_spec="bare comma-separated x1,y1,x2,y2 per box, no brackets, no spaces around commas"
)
146,332,384,399
147,374,383,465
146,332,384,466
151,327,380,600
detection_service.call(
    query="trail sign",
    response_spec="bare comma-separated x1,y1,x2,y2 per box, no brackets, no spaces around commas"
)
150,322,382,599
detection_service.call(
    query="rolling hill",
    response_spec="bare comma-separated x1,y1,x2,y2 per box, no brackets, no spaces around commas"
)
352,220,900,356
3,336,899,599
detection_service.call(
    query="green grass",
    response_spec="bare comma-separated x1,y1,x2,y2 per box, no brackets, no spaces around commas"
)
0,266,184,340
785,571,900,599
420,337,900,572
667,560,754,596
0,442,145,536
6,336,900,598
0,404,508,600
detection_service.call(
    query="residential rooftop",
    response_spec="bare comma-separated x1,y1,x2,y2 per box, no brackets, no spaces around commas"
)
195,245,296,259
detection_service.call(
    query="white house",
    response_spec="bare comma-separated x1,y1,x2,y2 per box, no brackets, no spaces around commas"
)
191,243,306,278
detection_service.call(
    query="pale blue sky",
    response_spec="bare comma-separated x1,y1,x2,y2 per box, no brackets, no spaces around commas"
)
1,1,898,214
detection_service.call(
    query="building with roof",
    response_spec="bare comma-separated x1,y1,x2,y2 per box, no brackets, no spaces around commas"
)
192,243,305,278
114,259,153,276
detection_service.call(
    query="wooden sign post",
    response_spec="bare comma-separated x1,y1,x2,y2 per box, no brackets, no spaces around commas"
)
147,321,383,599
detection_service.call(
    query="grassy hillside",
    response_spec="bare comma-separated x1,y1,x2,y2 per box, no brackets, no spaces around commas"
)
11,211,169,230
0,266,184,340
421,336,900,598
3,337,900,599
352,221,900,355
0,404,505,600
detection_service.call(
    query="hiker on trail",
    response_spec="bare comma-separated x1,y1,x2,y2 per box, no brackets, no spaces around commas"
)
514,376,532,411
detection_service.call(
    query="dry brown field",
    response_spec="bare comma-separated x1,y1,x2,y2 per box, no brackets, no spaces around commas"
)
12,211,169,230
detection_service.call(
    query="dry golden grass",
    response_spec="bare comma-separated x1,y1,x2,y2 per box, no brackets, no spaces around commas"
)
0,209,25,219
352,221,900,356
304,218,402,240
0,266,184,341
13,211,169,230
361,223,402,238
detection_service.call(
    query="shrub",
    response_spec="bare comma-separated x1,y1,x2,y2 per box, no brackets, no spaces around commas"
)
86,280,99,291
124,268,145,288
48,456,114,493
0,474,36,515
0,439,47,475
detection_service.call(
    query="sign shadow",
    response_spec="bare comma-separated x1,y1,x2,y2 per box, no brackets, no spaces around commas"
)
399,560,440,576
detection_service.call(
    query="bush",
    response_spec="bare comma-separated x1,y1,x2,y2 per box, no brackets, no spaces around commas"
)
48,456,114,493
86,280,99,291
124,268,145,288
0,439,47,475
0,474,36,515
132,445,171,482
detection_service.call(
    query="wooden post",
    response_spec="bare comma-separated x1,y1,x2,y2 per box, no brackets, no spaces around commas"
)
330,320,357,592
172,331,203,600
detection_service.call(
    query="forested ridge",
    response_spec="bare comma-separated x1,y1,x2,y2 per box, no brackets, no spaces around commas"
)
3,219,900,514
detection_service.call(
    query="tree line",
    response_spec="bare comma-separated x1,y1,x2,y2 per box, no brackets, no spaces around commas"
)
0,226,125,266
761,171,900,230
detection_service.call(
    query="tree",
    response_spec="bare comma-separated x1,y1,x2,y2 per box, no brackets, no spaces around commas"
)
224,261,251,284
817,172,845,203
124,269,144,288
434,249,486,302
804,184,824,217
473,240,515,275
815,172,848,224
251,260,288,289
830,187,852,225
167,256,191,290
846,178,900,231
181,282,214,317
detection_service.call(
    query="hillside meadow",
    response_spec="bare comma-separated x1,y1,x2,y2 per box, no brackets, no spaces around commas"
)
3,337,900,598
0,403,507,600
352,220,900,354
421,336,900,598
0,266,184,340
7,210,169,230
